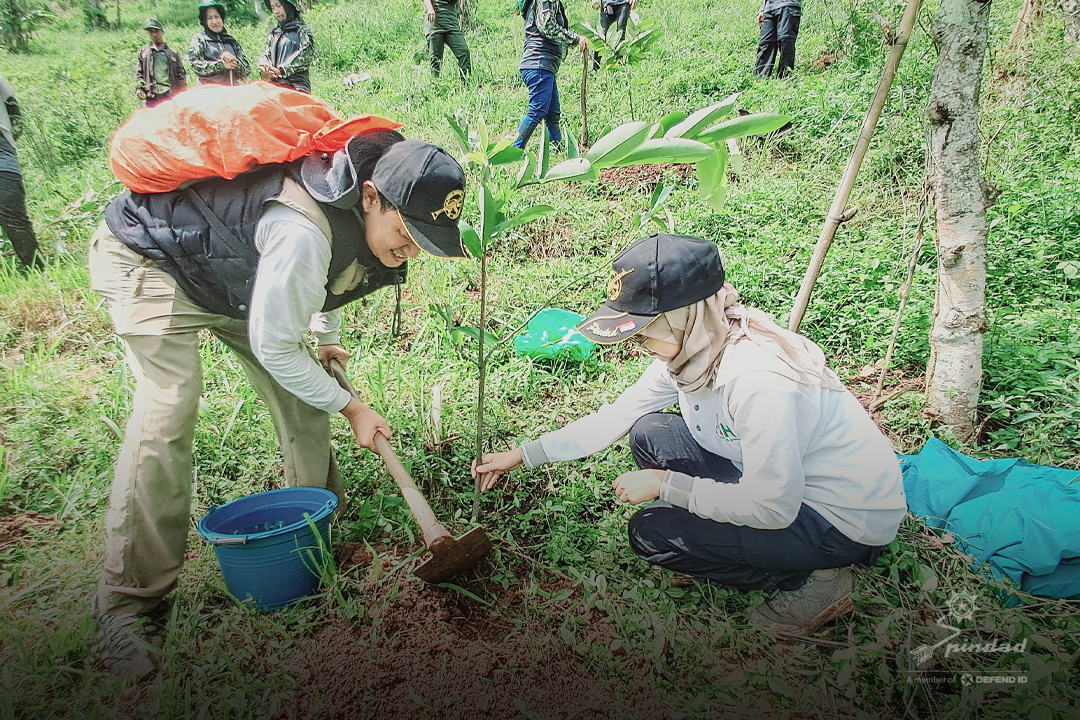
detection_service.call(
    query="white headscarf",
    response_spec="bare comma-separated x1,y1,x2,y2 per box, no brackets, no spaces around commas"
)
649,283,845,394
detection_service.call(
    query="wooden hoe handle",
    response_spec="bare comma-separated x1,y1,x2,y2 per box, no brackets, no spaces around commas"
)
328,360,454,552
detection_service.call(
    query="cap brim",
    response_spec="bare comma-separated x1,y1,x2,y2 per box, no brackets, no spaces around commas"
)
575,305,658,345
399,212,467,259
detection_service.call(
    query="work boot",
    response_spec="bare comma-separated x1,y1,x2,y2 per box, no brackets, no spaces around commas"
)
93,607,163,681
749,568,855,634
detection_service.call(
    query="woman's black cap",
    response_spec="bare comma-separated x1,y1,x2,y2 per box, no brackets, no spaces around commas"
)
576,234,725,345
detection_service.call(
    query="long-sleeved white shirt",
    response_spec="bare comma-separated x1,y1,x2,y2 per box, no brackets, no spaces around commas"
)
247,203,352,414
520,340,907,546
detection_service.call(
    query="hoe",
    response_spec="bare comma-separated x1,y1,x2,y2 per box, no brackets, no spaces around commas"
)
330,359,492,583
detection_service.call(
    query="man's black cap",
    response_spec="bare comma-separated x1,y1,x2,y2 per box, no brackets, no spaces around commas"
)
576,234,726,345
145,17,164,30
371,140,468,259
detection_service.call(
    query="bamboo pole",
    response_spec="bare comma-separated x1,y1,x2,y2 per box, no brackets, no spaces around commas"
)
788,0,924,333
580,51,589,146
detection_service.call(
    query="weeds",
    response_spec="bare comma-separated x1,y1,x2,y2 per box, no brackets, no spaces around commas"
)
0,0,1078,717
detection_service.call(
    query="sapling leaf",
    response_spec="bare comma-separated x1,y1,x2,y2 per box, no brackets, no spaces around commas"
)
537,158,597,183
612,137,713,166
479,184,503,245
446,111,471,154
695,145,728,202
538,126,551,179
694,113,791,144
489,144,524,166
494,204,556,234
664,93,740,140
515,152,536,187
585,120,653,166
477,115,490,153
452,326,501,348
565,127,580,159
656,110,688,136
458,220,483,259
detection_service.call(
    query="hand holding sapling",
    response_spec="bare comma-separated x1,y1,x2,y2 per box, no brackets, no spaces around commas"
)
473,448,524,491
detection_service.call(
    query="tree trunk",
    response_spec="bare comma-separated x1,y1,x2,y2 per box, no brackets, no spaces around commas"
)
1066,0,1080,46
925,0,993,442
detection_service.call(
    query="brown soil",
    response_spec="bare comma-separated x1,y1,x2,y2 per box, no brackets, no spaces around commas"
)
282,556,671,720
0,512,55,549
598,163,696,195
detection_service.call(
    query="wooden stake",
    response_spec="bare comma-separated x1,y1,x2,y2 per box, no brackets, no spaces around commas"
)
788,0,924,333
580,50,589,147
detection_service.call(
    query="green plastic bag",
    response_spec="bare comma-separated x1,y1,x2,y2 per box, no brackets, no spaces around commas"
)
514,308,595,362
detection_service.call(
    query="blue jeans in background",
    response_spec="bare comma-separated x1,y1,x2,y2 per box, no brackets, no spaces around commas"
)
513,68,562,149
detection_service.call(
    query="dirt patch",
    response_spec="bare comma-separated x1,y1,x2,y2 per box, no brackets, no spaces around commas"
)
283,576,671,719
598,163,696,195
0,512,55,549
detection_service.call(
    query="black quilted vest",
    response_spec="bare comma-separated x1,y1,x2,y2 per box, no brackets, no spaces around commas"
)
104,164,406,320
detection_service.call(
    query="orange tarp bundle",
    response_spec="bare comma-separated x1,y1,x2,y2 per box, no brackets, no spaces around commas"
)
109,81,401,194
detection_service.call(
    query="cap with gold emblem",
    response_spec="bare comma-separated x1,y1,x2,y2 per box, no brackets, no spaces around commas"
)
575,234,725,345
371,139,467,259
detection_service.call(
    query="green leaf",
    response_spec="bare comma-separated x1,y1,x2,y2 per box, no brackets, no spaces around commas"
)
694,113,791,145
477,114,490,153
436,582,494,606
538,157,598,184
767,677,792,698
458,220,482,259
478,183,503,244
657,110,688,135
695,144,730,202
612,137,714,167
494,204,556,234
565,127,580,159
585,120,654,167
538,125,551,180
451,326,501,348
488,144,524,166
664,93,740,140
446,111,470,154
515,152,536,187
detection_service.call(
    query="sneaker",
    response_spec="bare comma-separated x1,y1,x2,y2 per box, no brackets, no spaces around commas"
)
94,610,163,681
749,568,855,635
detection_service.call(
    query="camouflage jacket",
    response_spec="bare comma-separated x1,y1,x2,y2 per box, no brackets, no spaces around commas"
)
189,31,251,85
259,20,315,80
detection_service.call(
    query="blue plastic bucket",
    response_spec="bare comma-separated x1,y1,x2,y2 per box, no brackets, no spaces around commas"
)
197,487,337,610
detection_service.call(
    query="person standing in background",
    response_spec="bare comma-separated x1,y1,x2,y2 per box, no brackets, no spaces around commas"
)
0,75,43,269
259,0,315,94
189,0,251,86
512,0,589,150
423,0,472,81
591,0,635,70
755,0,801,78
136,18,188,107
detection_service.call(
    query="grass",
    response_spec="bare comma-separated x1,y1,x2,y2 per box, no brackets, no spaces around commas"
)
1,0,1079,717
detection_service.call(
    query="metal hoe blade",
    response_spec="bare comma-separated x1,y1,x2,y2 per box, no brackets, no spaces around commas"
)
413,527,493,584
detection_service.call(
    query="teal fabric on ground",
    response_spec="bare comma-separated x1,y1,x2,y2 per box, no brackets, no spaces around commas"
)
900,438,1080,600
514,308,595,362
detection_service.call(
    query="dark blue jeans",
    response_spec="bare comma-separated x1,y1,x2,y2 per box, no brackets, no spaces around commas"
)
626,412,882,591
513,68,562,149
755,5,801,78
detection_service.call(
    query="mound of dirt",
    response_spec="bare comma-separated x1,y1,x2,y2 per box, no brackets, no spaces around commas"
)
282,575,672,720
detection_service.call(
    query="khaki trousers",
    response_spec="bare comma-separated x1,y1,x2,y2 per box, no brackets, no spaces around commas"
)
88,221,344,614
